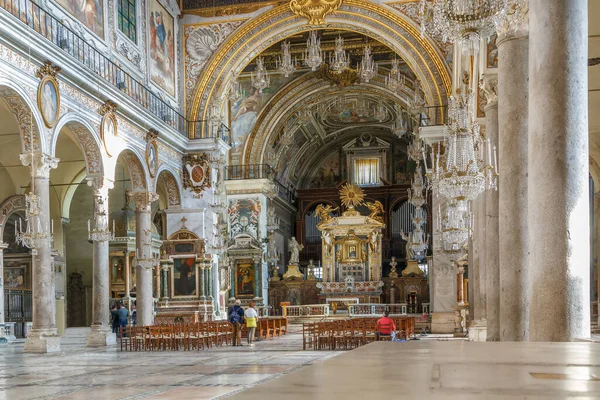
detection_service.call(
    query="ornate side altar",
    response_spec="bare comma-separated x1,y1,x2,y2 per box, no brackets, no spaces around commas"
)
315,184,386,303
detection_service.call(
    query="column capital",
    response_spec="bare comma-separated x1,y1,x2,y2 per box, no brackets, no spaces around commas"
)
20,152,59,179
479,74,498,111
497,0,529,45
127,191,159,211
86,177,114,197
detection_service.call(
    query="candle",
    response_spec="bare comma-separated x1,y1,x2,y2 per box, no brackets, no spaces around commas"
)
493,145,498,172
51,219,54,234
87,219,90,233
487,138,492,166
19,218,22,232
113,220,115,235
422,148,428,170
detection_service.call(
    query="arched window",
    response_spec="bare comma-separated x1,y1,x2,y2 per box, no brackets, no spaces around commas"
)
118,0,137,43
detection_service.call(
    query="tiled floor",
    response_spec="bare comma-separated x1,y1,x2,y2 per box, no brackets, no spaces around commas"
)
0,326,341,399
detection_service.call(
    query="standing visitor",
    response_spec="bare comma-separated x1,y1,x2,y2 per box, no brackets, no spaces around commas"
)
228,299,245,346
110,303,119,334
375,310,396,341
245,301,259,347
131,301,137,326
117,302,129,331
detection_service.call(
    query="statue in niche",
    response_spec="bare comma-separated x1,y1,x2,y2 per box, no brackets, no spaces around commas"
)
288,236,303,265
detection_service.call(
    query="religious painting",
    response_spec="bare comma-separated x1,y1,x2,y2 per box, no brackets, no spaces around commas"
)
342,240,362,263
173,257,196,297
230,75,289,153
149,0,175,96
310,152,341,188
236,262,255,298
4,266,26,289
37,76,60,129
100,113,118,157
56,0,104,38
146,139,158,178
228,198,260,238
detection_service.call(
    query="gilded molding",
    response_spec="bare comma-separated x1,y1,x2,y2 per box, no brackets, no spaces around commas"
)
290,0,343,25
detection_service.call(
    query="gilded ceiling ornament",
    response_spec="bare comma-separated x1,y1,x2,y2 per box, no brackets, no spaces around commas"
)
319,63,358,87
289,0,343,25
35,61,61,79
183,153,211,197
98,100,118,116
339,183,365,211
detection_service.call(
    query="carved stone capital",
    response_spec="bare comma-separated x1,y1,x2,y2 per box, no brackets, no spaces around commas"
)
86,177,114,198
127,191,159,211
99,100,118,116
20,152,59,179
496,0,529,44
479,74,498,110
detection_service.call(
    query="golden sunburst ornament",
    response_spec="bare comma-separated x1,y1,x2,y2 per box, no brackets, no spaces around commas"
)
339,183,365,210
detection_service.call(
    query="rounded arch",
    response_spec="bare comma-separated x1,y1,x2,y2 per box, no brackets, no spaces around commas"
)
51,113,105,177
154,166,183,208
190,0,450,132
0,79,46,153
0,195,25,239
115,147,150,191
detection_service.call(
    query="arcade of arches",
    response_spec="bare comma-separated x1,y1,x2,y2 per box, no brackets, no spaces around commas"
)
0,0,599,398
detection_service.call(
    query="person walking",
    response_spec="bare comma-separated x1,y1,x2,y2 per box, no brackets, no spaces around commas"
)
228,299,245,346
117,302,129,331
244,301,259,347
110,303,120,334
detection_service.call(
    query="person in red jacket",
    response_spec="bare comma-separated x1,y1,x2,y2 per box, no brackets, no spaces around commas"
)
376,310,396,341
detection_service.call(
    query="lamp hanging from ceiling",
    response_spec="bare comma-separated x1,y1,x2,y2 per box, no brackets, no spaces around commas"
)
228,76,244,102
329,35,349,74
277,40,296,78
251,56,270,93
385,57,406,93
304,31,323,72
437,199,472,260
357,45,377,83
373,101,387,122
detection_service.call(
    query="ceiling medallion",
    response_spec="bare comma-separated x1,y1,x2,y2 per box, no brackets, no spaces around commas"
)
319,63,358,88
290,0,343,25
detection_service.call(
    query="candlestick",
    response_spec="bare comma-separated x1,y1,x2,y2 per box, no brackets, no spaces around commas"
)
51,219,54,234
493,145,498,172
487,138,492,166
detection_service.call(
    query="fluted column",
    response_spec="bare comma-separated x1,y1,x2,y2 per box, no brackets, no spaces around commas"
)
498,7,530,342
130,191,159,326
481,75,500,341
87,179,116,346
0,243,7,344
22,152,60,353
528,0,590,341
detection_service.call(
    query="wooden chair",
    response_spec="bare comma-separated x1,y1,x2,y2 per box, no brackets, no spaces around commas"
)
303,323,316,350
119,326,132,351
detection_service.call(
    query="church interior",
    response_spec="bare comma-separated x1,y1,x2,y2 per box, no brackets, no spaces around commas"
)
0,0,599,398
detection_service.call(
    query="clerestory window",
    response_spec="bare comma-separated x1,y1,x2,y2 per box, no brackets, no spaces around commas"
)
118,0,137,44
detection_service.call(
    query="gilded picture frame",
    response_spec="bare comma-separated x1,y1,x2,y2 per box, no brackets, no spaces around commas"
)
37,75,60,129
100,113,118,157
342,240,362,263
146,139,158,178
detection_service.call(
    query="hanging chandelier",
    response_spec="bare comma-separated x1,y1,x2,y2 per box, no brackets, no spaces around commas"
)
251,57,270,93
15,192,54,252
373,102,387,122
401,161,429,262
408,79,426,117
392,116,407,138
88,215,115,242
329,35,349,74
228,76,244,102
427,84,497,201
357,45,377,83
385,57,406,93
277,40,296,78
419,0,507,54
209,103,222,126
304,31,323,72
438,199,472,259
209,183,227,214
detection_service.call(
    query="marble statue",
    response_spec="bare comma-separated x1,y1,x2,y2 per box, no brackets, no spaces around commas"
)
288,236,304,265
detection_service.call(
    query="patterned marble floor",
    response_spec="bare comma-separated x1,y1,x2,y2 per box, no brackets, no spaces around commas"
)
0,326,341,400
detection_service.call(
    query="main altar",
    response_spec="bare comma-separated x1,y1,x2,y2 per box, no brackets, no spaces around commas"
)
315,184,385,303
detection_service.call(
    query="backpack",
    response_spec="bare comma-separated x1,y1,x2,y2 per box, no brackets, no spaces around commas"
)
228,306,241,324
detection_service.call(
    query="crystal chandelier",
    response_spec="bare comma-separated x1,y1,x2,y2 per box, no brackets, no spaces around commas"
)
401,162,429,262
276,41,296,78
357,45,377,83
228,76,244,102
373,102,387,122
408,79,426,117
209,182,227,214
251,57,270,93
88,217,115,242
419,0,507,54
385,57,406,93
392,116,408,138
15,193,54,252
209,103,222,126
438,199,472,260
329,35,349,74
304,31,323,72
427,85,497,201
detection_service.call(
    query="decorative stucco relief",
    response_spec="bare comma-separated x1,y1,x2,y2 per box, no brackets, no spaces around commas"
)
68,124,103,175
184,20,247,112
0,88,41,152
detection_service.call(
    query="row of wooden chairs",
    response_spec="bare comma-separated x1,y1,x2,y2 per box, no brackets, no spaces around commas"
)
119,321,233,351
302,317,416,351
258,318,288,339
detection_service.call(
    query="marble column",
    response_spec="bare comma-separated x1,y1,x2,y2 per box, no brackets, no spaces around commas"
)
130,191,159,326
160,261,170,300
198,262,206,300
498,11,530,342
476,194,487,323
229,262,235,301
0,243,7,344
207,265,213,300
481,75,500,341
528,0,590,341
87,181,116,347
22,152,60,353
457,265,465,305
124,251,131,298
253,257,261,301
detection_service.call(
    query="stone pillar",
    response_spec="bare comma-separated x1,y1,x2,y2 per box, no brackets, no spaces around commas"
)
130,191,159,326
0,243,7,344
207,265,213,300
497,9,530,342
22,152,60,353
160,261,170,300
480,75,500,341
457,265,465,305
229,262,235,301
528,0,590,341
253,257,261,301
198,261,206,300
154,266,160,299
124,251,131,298
87,180,116,347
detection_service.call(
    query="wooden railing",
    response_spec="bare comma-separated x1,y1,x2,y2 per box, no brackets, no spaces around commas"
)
348,303,409,317
283,304,330,318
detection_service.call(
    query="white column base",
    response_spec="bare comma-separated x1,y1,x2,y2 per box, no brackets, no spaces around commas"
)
87,326,117,347
430,312,456,334
24,329,61,353
468,319,488,342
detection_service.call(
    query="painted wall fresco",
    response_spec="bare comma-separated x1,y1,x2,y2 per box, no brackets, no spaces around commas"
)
235,262,255,298
228,198,261,239
57,0,104,38
173,257,196,296
309,151,341,188
149,0,175,96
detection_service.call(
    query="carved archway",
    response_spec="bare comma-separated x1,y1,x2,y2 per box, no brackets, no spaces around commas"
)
154,167,183,208
0,195,25,239
117,148,149,191
0,80,45,153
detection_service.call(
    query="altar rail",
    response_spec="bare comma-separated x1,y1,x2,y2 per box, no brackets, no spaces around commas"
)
348,303,409,317
283,304,330,318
